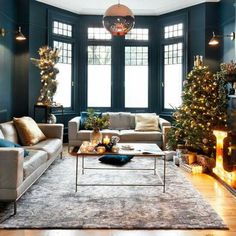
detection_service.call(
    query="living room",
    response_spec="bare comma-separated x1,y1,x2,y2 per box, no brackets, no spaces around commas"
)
0,0,236,235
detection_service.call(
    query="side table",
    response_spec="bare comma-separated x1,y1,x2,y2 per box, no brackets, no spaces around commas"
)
33,104,64,123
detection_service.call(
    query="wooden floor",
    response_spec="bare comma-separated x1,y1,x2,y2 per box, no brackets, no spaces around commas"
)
1,148,236,236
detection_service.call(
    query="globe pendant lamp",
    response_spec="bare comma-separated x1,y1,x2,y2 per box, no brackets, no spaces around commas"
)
103,1,135,36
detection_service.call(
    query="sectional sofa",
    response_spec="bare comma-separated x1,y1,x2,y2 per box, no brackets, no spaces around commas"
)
0,121,64,214
68,112,171,151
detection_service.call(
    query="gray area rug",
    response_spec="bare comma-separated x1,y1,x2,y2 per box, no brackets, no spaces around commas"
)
0,157,228,229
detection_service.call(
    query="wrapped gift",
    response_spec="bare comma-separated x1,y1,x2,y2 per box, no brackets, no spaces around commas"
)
181,152,197,164
197,155,215,169
180,162,206,174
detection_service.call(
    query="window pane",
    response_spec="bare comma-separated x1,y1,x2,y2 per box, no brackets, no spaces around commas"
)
53,41,72,107
164,23,183,39
53,20,73,38
164,43,183,109
125,46,148,108
125,28,149,41
87,46,111,107
88,27,111,40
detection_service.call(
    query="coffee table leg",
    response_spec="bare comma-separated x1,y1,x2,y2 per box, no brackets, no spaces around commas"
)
154,156,157,175
75,155,78,192
163,154,166,193
82,155,85,175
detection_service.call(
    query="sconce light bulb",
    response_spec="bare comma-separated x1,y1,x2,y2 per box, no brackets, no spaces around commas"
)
230,32,235,41
0,28,5,37
15,26,26,41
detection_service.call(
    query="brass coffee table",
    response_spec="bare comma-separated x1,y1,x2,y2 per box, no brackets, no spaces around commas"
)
72,143,166,193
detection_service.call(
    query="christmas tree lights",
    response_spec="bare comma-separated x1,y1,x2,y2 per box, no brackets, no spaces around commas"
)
167,59,228,156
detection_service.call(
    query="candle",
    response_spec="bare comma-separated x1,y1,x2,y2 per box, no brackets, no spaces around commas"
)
82,141,90,146
111,145,119,153
97,146,106,154
80,145,88,153
103,136,110,145
91,139,98,145
87,143,95,152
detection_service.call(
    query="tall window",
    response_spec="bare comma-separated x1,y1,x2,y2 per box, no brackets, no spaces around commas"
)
52,20,73,108
163,23,184,109
125,46,148,108
87,28,111,107
125,29,149,109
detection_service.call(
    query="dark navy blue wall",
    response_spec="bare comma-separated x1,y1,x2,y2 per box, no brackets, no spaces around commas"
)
219,0,235,62
0,0,16,122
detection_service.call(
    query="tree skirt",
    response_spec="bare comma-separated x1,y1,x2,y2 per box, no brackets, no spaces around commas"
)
0,157,228,229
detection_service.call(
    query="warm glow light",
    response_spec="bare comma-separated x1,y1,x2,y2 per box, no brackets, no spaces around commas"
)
213,130,236,186
192,165,203,174
15,27,26,41
208,32,219,45
103,136,110,145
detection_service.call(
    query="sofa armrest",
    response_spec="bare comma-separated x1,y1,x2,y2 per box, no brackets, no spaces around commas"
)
0,148,24,189
38,123,64,140
162,126,171,150
68,117,81,140
159,117,171,131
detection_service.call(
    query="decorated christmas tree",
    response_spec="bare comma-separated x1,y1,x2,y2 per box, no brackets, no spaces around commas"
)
167,58,228,156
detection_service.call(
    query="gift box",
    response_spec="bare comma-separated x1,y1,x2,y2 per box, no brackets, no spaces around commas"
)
180,162,207,174
181,152,197,165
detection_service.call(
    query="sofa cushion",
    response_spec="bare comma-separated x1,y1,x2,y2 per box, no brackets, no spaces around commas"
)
13,116,46,146
120,130,162,142
78,130,120,141
101,129,120,137
105,112,131,130
23,150,48,179
26,138,62,160
135,113,160,131
0,138,29,157
0,121,19,143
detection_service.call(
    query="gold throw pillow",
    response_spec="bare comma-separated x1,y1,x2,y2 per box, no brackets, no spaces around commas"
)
135,114,160,131
13,116,46,146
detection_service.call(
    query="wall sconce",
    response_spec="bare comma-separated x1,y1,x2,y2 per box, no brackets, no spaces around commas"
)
0,26,26,41
209,31,235,46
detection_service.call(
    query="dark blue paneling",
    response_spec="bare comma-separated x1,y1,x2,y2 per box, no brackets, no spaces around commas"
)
13,0,30,117
28,0,48,117
0,0,16,121
219,0,235,62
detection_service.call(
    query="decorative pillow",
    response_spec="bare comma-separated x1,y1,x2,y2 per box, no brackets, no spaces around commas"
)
0,138,29,157
135,113,160,131
106,112,131,130
80,111,102,130
99,155,133,166
13,116,46,146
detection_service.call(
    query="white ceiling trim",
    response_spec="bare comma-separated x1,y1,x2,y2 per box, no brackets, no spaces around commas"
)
36,0,220,16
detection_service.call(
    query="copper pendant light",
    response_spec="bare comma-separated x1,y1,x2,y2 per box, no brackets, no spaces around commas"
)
103,0,135,36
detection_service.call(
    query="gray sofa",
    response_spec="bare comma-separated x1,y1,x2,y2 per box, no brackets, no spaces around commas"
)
68,112,171,151
0,121,64,214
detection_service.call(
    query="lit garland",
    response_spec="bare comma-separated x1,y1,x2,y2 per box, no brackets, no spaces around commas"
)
167,65,228,156
31,46,60,105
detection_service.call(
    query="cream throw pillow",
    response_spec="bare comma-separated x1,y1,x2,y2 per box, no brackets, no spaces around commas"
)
135,114,160,131
13,116,46,146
